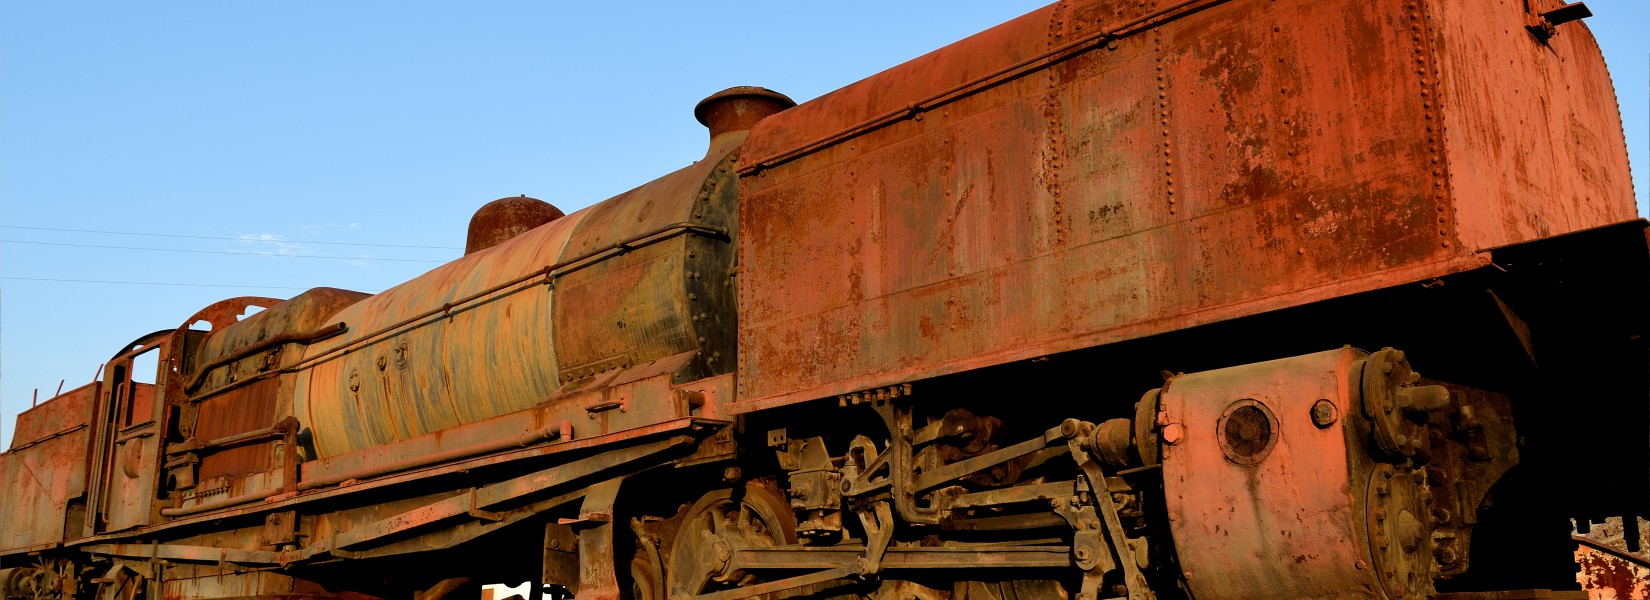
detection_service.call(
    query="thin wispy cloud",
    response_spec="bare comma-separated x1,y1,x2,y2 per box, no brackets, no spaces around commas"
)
236,233,314,257
233,232,386,269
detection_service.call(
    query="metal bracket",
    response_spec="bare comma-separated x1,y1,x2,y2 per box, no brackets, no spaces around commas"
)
576,478,622,524
467,489,505,522
853,501,896,577
841,435,891,497
1048,480,1113,574
585,395,628,416
1066,421,1155,600
1526,0,1591,41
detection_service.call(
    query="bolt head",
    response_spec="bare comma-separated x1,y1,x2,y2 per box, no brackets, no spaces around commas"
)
1162,423,1185,445
1311,399,1339,428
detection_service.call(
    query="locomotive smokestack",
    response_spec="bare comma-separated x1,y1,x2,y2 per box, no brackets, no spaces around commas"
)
465,195,564,255
694,86,795,157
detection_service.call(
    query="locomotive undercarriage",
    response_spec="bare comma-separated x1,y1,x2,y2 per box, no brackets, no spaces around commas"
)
0,224,1641,600
628,223,1647,600
628,346,1512,600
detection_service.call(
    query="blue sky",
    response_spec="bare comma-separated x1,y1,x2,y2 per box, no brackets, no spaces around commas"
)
1,1,1645,445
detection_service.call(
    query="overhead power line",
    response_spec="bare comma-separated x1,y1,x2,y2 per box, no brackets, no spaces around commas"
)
2,239,449,263
1,276,382,293
0,225,462,250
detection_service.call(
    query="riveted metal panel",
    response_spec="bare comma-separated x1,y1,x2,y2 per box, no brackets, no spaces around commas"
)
732,0,1606,411
1433,0,1636,250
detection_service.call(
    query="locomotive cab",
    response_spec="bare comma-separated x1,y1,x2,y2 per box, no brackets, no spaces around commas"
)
88,333,168,534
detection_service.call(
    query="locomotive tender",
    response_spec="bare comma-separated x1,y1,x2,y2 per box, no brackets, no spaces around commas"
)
2,0,1644,598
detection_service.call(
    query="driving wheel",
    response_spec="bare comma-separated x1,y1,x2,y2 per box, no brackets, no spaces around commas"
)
663,484,797,599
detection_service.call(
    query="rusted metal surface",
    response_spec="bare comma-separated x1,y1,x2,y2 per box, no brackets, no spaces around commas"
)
1160,348,1381,598
1434,0,1635,251
177,296,282,334
182,322,347,393
415,578,470,600
1576,540,1650,599
80,543,278,566
5,383,96,452
157,569,374,600
694,87,796,157
293,424,563,492
295,93,756,456
188,289,366,379
0,1,1640,598
731,0,1635,412
731,546,1072,570
292,361,728,493
1573,518,1650,600
171,287,369,511
143,417,720,532
176,416,295,454
90,332,171,534
315,439,684,558
1417,381,1521,577
0,384,96,549
1157,347,1515,598
465,195,565,255
738,0,1226,177
1436,592,1588,600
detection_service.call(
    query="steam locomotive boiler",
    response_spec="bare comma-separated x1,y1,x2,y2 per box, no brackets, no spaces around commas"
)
1,0,1644,598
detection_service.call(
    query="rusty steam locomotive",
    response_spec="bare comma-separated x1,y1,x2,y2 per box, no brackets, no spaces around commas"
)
2,0,1644,598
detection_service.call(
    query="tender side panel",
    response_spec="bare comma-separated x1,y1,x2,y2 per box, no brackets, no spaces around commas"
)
1436,0,1637,250
0,385,94,551
735,0,1456,409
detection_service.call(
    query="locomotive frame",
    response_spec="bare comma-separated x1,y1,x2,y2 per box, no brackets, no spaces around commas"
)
2,0,1645,599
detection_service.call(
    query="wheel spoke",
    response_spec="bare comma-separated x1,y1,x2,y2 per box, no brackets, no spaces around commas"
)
653,485,800,600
